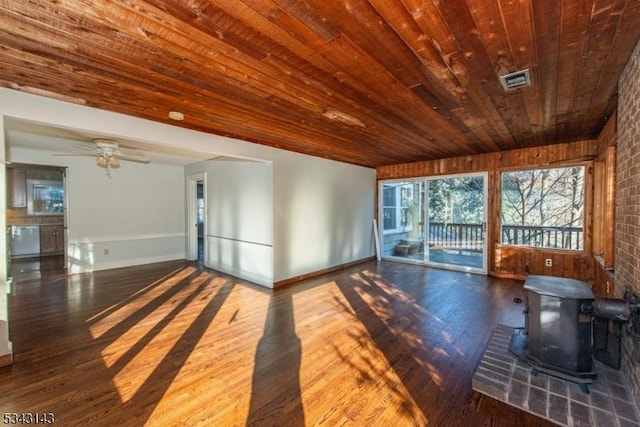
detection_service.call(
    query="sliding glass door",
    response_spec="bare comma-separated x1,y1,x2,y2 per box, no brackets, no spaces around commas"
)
379,173,487,274
425,173,487,273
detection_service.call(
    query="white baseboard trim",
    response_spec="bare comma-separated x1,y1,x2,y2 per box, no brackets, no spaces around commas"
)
204,263,274,288
69,253,186,274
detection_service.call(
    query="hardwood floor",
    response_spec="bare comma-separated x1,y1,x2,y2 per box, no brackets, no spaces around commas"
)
0,259,555,426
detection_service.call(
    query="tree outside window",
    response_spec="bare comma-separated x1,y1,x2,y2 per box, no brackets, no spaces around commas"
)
501,166,584,250
428,176,484,225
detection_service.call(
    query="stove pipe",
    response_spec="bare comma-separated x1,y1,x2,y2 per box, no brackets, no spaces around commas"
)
592,298,631,322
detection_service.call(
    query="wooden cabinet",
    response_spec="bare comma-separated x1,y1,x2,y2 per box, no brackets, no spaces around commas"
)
7,168,26,208
40,225,64,255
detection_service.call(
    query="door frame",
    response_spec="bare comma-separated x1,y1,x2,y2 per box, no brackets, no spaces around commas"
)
186,172,206,262
62,167,69,270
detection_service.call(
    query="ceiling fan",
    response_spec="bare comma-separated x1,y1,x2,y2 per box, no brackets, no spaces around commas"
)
55,138,150,177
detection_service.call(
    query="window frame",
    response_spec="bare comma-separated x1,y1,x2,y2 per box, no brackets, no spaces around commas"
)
27,179,65,216
381,182,414,235
499,165,587,252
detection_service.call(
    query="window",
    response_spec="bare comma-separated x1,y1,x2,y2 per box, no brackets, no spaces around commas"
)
382,183,413,233
27,180,64,215
501,166,584,250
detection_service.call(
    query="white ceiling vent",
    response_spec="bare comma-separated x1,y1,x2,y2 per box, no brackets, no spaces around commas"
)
499,69,531,91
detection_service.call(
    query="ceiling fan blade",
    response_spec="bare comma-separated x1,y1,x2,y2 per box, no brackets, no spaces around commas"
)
71,143,100,152
118,154,151,164
53,153,98,157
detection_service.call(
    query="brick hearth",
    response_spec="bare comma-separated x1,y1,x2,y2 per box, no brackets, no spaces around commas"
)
472,325,640,427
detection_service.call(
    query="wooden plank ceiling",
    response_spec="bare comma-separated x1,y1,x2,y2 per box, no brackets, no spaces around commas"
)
1,0,639,168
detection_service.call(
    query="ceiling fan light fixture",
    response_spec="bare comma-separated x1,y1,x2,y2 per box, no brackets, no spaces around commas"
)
93,140,122,177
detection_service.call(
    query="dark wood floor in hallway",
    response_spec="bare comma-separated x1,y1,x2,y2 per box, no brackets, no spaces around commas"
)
0,259,554,426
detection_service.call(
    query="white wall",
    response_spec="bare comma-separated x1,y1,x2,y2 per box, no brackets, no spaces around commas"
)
272,152,375,282
187,150,375,286
1,88,376,289
186,159,274,286
6,146,186,272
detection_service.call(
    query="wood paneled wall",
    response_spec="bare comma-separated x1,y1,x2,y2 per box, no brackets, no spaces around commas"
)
592,113,617,296
593,259,615,297
593,113,617,268
377,140,597,180
377,140,600,283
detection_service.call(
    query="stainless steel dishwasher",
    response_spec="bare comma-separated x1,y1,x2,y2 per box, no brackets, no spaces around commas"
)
10,225,41,258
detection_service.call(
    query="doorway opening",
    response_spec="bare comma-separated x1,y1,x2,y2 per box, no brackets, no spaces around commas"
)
187,173,206,264
196,181,204,262
6,163,68,279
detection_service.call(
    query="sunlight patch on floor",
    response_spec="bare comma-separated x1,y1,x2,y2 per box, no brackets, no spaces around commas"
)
146,283,270,426
105,271,214,402
352,270,445,388
87,266,197,338
293,280,428,425
99,271,211,368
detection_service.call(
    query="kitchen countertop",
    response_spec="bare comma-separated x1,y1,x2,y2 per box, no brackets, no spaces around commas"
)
10,223,64,227
8,217,64,227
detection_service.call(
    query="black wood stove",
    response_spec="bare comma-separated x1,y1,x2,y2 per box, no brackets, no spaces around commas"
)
509,275,597,392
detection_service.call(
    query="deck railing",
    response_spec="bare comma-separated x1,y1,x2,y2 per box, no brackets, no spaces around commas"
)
428,223,484,251
427,223,583,251
500,224,583,250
